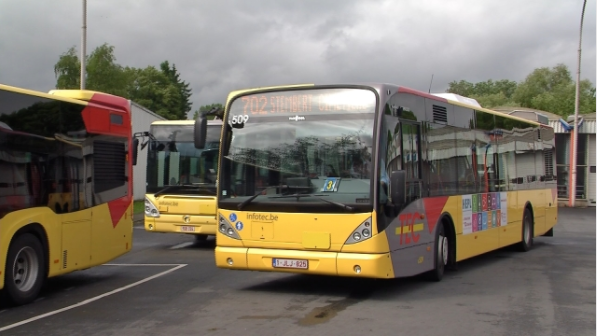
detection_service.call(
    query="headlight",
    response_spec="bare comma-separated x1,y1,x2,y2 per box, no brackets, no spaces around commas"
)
218,215,240,239
145,197,160,218
344,217,374,244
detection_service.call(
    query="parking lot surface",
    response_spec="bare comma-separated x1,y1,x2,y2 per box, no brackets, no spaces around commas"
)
0,207,594,336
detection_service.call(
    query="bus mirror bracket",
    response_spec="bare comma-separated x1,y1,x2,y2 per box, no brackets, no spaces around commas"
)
132,131,152,166
390,171,406,206
195,106,224,149
132,137,139,166
194,115,208,149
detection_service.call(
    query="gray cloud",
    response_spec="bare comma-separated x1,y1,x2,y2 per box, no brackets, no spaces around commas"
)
1,0,595,118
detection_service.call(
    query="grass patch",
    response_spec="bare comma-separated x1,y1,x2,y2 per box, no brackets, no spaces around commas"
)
133,200,145,214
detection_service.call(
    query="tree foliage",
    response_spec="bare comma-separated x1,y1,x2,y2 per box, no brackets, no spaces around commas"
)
160,61,192,118
86,44,128,97
53,43,192,120
447,63,596,117
54,47,81,89
193,103,224,120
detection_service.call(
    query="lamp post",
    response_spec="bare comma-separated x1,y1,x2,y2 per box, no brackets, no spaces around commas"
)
81,0,87,90
569,0,587,207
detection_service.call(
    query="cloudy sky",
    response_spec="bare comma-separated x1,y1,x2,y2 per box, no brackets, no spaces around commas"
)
1,0,595,118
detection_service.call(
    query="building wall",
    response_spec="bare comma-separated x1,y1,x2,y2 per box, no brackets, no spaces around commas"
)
130,101,166,200
550,121,596,206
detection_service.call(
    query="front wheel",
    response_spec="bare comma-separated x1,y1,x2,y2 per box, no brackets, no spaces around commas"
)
4,233,46,306
426,224,448,282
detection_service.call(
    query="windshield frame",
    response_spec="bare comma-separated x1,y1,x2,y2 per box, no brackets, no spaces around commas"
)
145,123,221,195
217,85,381,213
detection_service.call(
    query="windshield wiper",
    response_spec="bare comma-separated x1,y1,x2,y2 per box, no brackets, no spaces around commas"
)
237,191,264,210
269,193,355,212
154,185,179,197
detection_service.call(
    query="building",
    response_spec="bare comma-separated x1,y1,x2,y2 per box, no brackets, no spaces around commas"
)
494,107,596,207
130,101,166,200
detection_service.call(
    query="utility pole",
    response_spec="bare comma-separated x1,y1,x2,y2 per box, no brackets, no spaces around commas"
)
81,0,87,90
569,0,587,207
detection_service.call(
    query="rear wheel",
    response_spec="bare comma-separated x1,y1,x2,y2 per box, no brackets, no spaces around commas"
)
4,233,45,306
426,224,448,282
517,208,534,252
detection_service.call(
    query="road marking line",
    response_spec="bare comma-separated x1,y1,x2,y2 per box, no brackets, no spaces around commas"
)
103,263,187,267
169,242,194,250
0,263,187,333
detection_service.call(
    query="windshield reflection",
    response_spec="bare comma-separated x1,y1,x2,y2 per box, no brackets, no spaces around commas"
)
146,124,220,194
220,116,375,207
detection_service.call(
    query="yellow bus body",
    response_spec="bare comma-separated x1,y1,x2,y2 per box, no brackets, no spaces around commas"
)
211,83,558,279
0,84,133,304
215,188,556,278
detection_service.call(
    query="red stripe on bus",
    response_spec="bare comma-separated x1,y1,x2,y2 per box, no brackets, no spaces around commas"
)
108,198,130,228
422,196,449,234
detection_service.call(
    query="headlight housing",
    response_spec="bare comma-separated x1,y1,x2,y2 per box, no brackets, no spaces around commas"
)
344,217,373,244
145,197,160,218
218,214,241,240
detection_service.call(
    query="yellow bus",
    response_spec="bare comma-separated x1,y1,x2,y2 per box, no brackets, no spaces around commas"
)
141,119,222,242
194,83,558,281
0,84,134,305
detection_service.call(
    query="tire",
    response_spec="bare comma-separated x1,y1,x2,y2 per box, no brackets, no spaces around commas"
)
517,208,534,252
194,234,208,243
4,233,46,306
426,223,448,282
542,228,554,237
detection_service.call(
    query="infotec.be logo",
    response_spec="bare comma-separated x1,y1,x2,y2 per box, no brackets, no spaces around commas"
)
246,213,279,221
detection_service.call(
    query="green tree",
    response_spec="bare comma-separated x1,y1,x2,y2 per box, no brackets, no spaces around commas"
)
446,80,475,97
126,66,182,119
53,43,196,120
447,79,518,108
160,61,192,119
513,63,596,116
54,47,81,89
447,64,596,116
85,43,128,97
193,104,224,120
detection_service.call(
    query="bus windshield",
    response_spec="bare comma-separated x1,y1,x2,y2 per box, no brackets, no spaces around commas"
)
146,124,220,195
219,88,377,212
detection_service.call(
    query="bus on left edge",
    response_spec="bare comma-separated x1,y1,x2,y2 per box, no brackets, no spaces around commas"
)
0,84,134,306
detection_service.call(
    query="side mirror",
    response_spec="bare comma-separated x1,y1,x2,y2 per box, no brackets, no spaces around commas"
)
194,115,208,149
132,137,139,166
390,170,406,206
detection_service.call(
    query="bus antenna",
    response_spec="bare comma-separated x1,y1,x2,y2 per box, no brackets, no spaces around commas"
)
428,74,434,93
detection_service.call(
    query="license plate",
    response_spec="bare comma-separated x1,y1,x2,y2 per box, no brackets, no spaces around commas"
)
180,226,195,232
272,258,308,269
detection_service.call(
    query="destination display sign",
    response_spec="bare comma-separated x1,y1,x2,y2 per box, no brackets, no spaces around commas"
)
230,88,376,116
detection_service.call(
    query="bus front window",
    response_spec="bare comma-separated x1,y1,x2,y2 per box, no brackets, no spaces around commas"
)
219,88,376,213
146,124,220,195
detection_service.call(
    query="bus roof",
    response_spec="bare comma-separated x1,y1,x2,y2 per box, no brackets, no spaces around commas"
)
1,84,88,106
48,89,119,102
223,82,544,128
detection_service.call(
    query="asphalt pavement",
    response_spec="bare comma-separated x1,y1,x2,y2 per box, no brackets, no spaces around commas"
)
0,207,594,336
